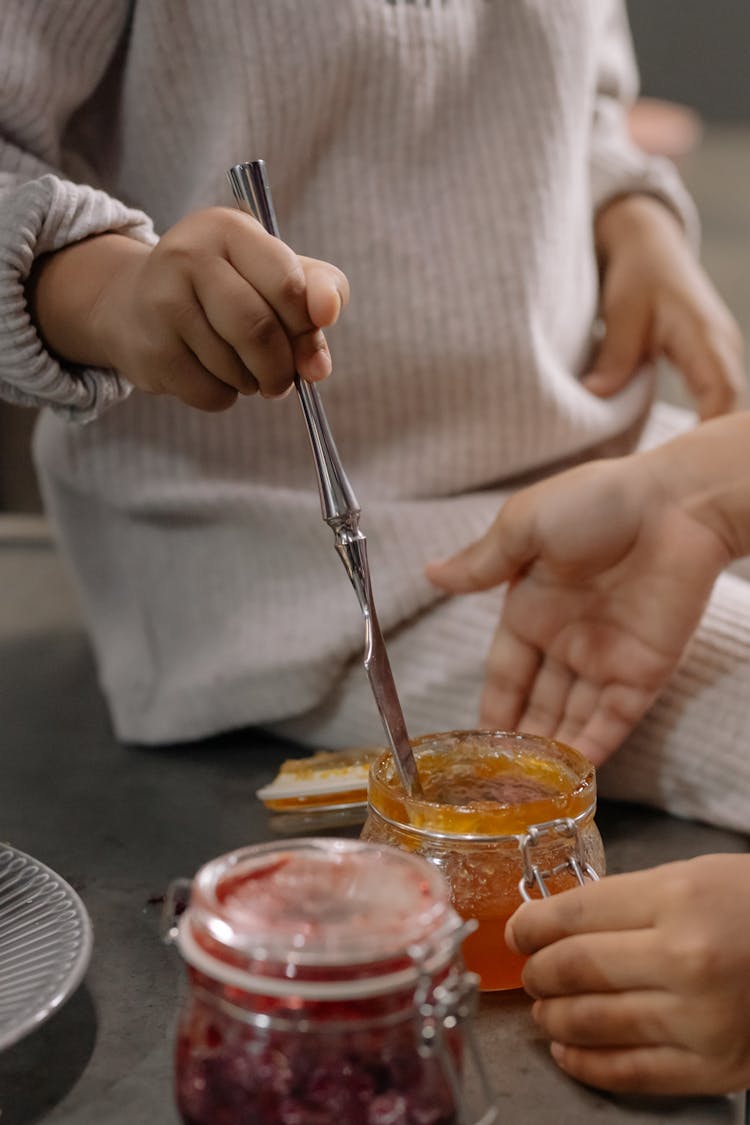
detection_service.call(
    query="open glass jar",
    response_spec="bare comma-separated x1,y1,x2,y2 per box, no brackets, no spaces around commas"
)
168,837,498,1125
361,731,605,991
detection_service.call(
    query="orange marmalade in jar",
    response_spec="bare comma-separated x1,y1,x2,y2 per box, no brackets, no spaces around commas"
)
361,731,605,992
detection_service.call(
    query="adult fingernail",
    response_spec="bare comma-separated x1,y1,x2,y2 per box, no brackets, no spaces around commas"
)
550,1042,566,1067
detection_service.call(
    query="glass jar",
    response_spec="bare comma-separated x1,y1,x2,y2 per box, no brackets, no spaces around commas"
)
362,731,605,992
167,837,498,1125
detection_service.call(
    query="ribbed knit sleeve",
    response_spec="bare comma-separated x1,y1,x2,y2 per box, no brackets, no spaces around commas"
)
0,1,157,422
590,0,699,246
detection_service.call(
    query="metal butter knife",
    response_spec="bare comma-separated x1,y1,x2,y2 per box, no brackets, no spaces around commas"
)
227,160,423,800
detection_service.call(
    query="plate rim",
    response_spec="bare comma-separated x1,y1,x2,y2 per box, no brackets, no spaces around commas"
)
0,843,94,1051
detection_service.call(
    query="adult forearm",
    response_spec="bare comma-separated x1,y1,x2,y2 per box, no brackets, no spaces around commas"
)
26,233,151,367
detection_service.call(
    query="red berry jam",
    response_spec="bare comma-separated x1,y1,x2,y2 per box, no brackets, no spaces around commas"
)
173,839,470,1125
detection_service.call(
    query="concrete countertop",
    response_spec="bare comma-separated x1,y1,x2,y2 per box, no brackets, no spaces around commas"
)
0,537,747,1124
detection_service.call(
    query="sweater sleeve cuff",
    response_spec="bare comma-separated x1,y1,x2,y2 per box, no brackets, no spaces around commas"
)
0,173,158,423
590,145,701,251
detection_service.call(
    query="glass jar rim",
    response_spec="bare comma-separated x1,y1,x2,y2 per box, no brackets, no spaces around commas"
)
180,838,463,989
368,729,597,838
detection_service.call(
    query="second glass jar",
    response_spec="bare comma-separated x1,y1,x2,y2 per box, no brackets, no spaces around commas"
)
361,730,605,991
170,837,497,1124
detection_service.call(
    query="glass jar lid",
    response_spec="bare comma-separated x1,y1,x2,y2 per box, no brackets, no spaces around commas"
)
181,838,459,981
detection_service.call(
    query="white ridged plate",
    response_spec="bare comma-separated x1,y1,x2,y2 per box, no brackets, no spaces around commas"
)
0,845,93,1051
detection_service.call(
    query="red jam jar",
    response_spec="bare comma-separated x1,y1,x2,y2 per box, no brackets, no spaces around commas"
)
169,838,497,1125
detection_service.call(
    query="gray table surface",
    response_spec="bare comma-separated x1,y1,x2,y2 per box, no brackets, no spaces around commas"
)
0,540,748,1124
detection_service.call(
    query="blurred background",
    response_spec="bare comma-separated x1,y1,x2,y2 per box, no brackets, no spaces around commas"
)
626,0,750,421
628,0,749,123
0,1,748,515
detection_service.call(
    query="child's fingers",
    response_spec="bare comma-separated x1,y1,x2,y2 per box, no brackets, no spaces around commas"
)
302,258,350,328
226,212,317,338
520,930,664,998
194,256,296,396
156,341,240,412
548,1042,715,1096
479,628,540,731
553,678,655,768
532,989,674,1049
281,259,349,380
292,260,349,380
425,542,499,593
426,502,537,594
555,703,640,769
515,655,576,740
293,329,333,382
178,300,260,397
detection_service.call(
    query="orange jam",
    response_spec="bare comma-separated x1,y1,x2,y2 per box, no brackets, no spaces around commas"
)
261,788,367,811
362,731,604,992
256,748,378,814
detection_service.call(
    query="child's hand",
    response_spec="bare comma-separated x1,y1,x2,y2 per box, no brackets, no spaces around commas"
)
585,194,745,420
505,855,750,1096
426,449,731,765
91,208,349,410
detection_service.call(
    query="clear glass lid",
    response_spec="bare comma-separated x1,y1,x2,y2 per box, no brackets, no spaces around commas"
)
185,837,458,968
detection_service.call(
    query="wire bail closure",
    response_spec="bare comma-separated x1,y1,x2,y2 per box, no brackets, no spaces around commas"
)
518,815,600,902
410,923,499,1125
160,877,192,944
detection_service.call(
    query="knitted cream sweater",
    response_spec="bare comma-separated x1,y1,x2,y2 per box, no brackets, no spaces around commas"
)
2,1,749,830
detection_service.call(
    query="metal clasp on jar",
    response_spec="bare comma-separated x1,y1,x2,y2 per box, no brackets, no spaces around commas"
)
517,816,600,903
410,925,499,1125
159,877,193,944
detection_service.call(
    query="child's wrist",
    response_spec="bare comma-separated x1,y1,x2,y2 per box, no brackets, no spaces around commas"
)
27,234,150,368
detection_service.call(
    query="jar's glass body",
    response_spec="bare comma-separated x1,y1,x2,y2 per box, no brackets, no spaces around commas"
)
176,969,461,1124
362,731,605,992
172,838,485,1125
